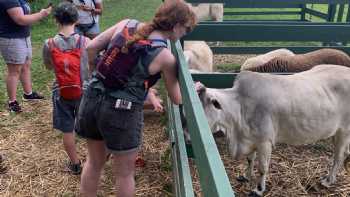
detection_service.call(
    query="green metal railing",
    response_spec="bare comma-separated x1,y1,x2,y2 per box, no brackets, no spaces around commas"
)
184,22,350,54
167,98,194,197
167,1,350,196
167,41,235,197
186,0,350,22
184,0,350,54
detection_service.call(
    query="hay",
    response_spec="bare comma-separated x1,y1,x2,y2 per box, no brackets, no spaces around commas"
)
1,100,349,196
0,100,172,196
213,138,350,196
1,52,350,196
186,136,350,196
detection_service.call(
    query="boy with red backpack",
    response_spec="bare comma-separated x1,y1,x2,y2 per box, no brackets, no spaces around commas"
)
42,2,90,175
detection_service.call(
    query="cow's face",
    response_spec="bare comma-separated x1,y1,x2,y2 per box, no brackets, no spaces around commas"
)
196,82,245,159
196,83,227,136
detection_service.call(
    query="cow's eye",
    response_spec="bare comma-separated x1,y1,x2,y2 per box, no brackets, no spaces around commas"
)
211,99,222,110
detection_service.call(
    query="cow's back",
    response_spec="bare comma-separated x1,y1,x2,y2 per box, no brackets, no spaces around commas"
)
235,65,350,144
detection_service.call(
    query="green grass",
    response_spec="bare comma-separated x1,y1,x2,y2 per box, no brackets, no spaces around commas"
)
0,2,346,106
0,2,347,195
219,4,347,71
216,63,241,72
224,4,348,22
222,4,335,48
0,0,162,109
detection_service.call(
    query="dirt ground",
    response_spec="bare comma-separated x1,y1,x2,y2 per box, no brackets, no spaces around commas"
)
1,54,350,196
214,54,255,66
188,54,350,196
0,100,172,196
207,137,350,197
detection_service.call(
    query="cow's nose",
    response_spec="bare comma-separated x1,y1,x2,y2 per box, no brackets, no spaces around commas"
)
213,123,226,137
213,130,225,138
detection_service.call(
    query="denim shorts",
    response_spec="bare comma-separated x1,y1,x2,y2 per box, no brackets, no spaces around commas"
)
52,90,81,133
76,87,144,154
75,22,100,35
0,37,32,64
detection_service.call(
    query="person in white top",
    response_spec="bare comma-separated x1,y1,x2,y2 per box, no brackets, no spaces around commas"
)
71,0,102,39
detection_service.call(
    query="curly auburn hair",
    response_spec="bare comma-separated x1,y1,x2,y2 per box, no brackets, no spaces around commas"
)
125,0,197,48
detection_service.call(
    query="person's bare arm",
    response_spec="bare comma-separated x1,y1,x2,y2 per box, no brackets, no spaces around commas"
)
93,2,102,15
7,6,51,26
86,19,129,73
77,2,102,15
146,88,164,112
159,50,182,105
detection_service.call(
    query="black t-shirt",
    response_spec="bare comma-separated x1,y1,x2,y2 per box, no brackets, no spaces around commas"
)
0,0,30,38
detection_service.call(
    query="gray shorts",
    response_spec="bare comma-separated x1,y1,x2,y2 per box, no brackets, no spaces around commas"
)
52,90,81,133
0,37,32,65
75,22,100,35
76,87,144,154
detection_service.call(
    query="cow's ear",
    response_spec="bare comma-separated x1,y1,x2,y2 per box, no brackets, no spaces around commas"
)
184,51,190,64
211,98,222,110
195,81,206,95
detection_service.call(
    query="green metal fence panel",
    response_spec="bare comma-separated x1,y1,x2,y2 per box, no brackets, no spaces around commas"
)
192,73,237,89
304,8,329,19
186,0,349,6
168,1,350,195
337,4,345,21
187,0,348,22
167,98,195,197
223,11,301,15
300,4,307,21
219,19,310,22
198,21,319,24
184,23,350,42
170,41,235,197
347,2,350,22
327,4,338,21
210,46,350,54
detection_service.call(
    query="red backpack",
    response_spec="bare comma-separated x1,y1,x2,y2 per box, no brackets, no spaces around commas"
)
96,19,167,89
49,35,84,100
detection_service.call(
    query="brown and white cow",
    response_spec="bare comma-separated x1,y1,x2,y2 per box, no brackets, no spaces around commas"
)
196,65,350,196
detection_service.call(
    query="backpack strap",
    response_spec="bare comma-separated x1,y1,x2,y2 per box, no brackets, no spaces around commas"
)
91,0,97,25
48,38,57,52
48,34,83,52
92,0,96,8
126,19,139,36
76,35,83,49
77,0,96,25
149,39,167,48
18,0,28,14
58,32,77,37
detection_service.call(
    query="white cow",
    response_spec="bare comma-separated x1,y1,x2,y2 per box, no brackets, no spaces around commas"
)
184,41,213,72
240,48,295,71
189,3,223,46
196,65,350,196
190,3,224,22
